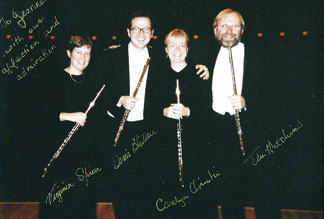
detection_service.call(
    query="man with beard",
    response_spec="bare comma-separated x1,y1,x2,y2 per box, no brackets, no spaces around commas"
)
207,8,282,219
211,9,246,122
207,8,264,219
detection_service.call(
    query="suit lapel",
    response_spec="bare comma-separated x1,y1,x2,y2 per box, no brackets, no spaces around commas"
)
122,45,130,95
242,43,249,97
143,48,153,118
211,43,249,98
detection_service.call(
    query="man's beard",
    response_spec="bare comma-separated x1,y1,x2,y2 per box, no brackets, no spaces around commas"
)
218,36,241,47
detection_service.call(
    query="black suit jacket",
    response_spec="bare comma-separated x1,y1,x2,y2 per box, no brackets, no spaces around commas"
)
102,44,166,125
207,42,263,105
207,42,267,153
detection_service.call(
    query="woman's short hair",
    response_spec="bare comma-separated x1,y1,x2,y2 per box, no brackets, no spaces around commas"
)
164,28,189,47
67,35,92,52
212,9,246,30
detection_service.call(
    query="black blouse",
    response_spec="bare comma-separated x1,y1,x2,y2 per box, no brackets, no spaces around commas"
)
157,63,210,187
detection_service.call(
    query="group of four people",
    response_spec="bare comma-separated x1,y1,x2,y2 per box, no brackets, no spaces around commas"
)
41,8,273,219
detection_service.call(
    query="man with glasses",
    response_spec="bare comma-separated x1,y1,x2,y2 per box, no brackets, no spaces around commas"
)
105,11,158,128
105,11,208,132
101,10,173,219
211,8,246,119
207,8,279,219
101,10,210,218
207,8,251,219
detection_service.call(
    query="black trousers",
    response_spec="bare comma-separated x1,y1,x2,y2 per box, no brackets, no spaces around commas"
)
207,112,247,219
108,120,161,219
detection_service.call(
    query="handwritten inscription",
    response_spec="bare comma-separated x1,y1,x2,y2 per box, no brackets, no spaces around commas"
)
29,17,44,34
156,195,189,212
45,165,102,206
155,167,220,212
2,35,24,58
11,0,47,29
132,130,158,153
112,149,132,170
1,2,60,82
17,44,56,81
44,16,60,37
189,169,221,194
75,166,102,187
243,118,304,166
2,40,40,75
45,181,75,205
112,130,158,169
0,16,12,28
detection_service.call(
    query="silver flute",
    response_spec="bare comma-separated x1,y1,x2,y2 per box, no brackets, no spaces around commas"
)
228,47,245,155
42,84,106,177
175,79,184,187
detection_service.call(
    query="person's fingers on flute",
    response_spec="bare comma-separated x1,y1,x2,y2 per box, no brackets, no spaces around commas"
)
76,113,87,126
168,105,182,119
228,95,245,110
120,96,137,110
60,112,87,126
164,106,179,120
171,103,190,118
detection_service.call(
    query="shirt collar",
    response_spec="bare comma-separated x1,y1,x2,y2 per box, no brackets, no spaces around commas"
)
128,42,149,56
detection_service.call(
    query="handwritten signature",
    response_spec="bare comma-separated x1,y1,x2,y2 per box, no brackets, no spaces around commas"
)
243,118,304,166
156,195,189,212
45,165,102,205
112,130,157,169
155,167,220,212
75,166,102,187
112,149,132,170
189,169,221,194
132,130,158,153
45,181,75,205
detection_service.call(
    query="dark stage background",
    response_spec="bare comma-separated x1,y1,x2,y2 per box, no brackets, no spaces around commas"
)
0,0,323,216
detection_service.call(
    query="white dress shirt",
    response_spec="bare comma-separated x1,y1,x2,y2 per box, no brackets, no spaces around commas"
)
126,42,150,121
212,42,245,115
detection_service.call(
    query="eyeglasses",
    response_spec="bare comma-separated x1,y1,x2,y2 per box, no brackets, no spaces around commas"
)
73,49,91,59
131,27,152,34
217,24,242,31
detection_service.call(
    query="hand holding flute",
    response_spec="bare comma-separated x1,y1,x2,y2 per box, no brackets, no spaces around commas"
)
228,95,245,110
163,80,190,120
163,103,190,120
59,112,87,126
114,58,150,146
42,84,106,178
228,46,246,155
175,79,184,187
119,96,137,111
